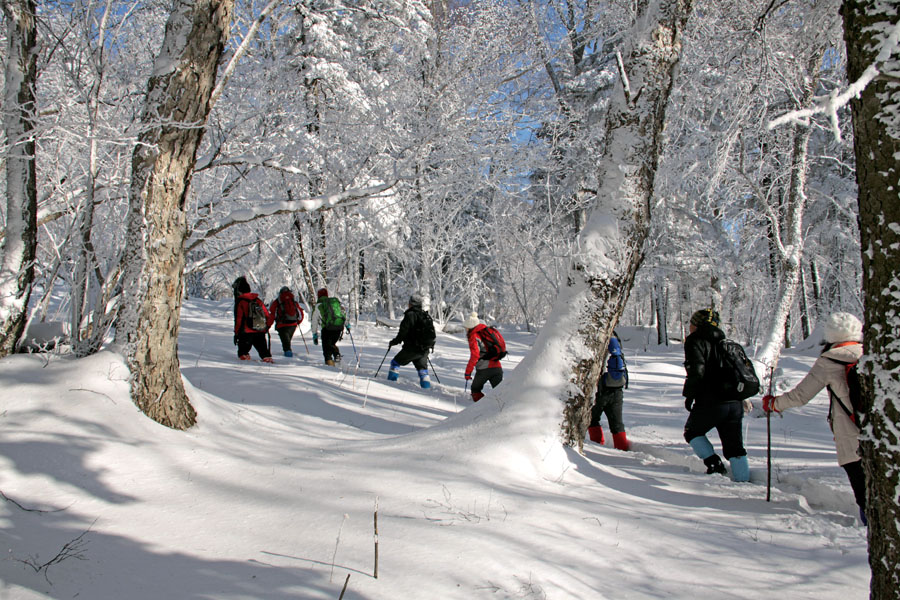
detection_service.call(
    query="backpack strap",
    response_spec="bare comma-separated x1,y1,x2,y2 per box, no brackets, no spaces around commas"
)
824,356,858,426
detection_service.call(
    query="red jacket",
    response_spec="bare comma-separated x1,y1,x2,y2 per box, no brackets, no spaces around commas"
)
234,293,273,334
465,324,502,375
269,292,305,329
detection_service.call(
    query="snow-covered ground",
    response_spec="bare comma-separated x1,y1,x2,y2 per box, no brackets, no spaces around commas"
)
0,299,869,599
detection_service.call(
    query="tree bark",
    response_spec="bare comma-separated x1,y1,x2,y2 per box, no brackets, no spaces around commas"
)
118,0,234,429
550,0,693,447
0,0,38,358
842,2,900,596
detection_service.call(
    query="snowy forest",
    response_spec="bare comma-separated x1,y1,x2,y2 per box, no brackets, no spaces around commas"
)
1,0,899,598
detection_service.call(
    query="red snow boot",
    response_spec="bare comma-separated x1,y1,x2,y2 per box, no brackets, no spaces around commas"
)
472,392,485,402
613,431,631,451
588,426,605,444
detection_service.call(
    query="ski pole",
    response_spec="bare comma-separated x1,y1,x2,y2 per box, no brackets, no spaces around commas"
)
766,364,775,502
427,356,441,385
374,347,391,378
299,327,310,355
347,329,360,365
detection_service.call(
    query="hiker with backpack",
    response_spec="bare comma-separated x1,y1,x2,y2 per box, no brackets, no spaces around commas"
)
310,287,349,366
232,276,275,363
681,308,752,482
269,286,305,358
761,312,868,525
587,331,630,450
387,292,436,389
462,312,505,402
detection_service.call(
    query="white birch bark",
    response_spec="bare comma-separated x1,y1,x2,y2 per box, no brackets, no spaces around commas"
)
0,0,38,358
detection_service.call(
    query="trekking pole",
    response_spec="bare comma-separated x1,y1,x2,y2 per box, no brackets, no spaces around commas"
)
299,327,310,355
766,364,775,502
427,356,441,385
348,329,360,366
374,347,391,378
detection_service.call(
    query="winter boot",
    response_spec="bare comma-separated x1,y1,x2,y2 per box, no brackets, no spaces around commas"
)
284,350,293,358
587,426,605,444
613,431,631,451
728,455,750,482
239,355,252,361
703,454,727,476
472,392,485,402
387,360,400,381
418,369,431,389
326,359,335,367
262,357,274,364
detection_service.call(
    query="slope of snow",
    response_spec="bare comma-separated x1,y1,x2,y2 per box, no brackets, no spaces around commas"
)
0,300,868,599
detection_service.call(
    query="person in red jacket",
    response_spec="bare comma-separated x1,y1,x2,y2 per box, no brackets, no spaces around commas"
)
232,276,274,363
463,312,503,402
269,286,305,358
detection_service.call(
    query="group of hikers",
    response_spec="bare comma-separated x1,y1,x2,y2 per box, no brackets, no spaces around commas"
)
233,276,869,525
590,307,869,526
230,277,506,400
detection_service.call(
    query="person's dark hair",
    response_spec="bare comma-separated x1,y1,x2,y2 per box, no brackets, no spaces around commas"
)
232,276,251,296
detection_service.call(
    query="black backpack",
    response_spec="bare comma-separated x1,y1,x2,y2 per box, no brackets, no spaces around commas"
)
478,326,507,361
826,356,865,426
243,298,269,332
714,338,760,401
411,310,436,352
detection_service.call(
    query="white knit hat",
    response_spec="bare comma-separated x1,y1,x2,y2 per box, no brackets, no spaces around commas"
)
824,312,863,343
463,312,480,329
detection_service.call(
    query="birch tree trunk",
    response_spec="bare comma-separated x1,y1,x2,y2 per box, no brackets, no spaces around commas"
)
535,0,693,447
118,0,234,429
842,2,900,596
0,0,37,358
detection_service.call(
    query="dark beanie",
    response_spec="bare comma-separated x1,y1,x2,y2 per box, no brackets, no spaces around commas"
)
690,308,719,327
317,288,328,299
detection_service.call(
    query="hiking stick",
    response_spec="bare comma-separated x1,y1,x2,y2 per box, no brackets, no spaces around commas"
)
374,347,391,378
427,356,441,384
298,327,310,355
766,364,775,502
347,329,360,366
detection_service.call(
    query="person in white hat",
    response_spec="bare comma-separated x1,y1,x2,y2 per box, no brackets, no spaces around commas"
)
762,312,867,525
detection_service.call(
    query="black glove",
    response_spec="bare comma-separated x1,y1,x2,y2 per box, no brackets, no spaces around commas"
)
684,397,694,412
388,339,398,347
233,334,238,346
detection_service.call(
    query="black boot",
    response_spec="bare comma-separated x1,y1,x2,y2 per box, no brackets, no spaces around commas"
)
704,454,727,475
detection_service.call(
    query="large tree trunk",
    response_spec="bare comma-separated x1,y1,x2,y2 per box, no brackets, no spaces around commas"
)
118,0,234,429
541,0,693,447
0,0,38,358
842,2,900,597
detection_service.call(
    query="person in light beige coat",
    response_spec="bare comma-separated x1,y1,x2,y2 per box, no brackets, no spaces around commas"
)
762,312,867,524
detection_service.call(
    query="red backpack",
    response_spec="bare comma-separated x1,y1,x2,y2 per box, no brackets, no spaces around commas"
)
478,326,507,361
277,291,303,324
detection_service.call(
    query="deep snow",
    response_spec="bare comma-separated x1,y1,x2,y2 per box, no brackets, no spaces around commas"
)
0,299,869,599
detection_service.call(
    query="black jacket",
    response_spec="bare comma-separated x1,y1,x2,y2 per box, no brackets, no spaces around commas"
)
682,323,728,402
390,306,433,351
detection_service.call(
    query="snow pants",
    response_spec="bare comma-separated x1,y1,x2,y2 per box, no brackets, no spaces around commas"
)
238,331,271,360
392,346,428,371
591,384,625,434
321,327,342,362
472,367,503,395
276,325,297,353
683,400,746,459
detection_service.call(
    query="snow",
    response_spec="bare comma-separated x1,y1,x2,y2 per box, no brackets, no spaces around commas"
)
0,303,869,599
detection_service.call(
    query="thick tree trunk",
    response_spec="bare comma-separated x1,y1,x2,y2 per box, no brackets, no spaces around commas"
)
842,2,900,596
550,0,693,447
0,0,38,358
118,0,234,429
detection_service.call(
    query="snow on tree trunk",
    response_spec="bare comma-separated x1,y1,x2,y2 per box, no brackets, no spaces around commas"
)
118,0,234,430
842,2,900,596
507,0,693,449
0,0,38,358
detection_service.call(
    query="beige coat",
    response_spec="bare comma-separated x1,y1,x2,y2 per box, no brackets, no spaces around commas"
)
772,342,863,466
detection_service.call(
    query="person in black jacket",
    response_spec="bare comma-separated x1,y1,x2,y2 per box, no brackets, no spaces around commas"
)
387,292,435,389
682,308,750,482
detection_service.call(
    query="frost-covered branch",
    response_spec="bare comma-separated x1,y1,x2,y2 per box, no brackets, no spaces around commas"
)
768,19,900,140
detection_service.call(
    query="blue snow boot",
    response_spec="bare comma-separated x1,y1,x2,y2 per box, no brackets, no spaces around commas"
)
387,360,400,382
729,455,750,482
284,350,293,358
418,369,431,389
